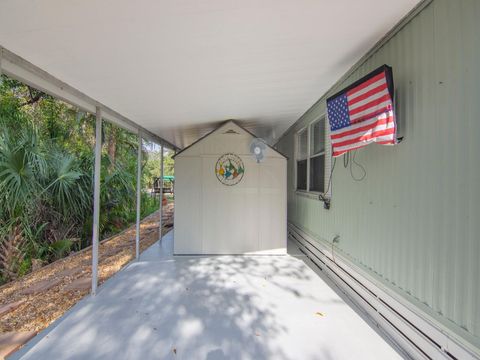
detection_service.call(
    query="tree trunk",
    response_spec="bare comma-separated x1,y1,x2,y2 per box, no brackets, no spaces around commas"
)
107,126,118,171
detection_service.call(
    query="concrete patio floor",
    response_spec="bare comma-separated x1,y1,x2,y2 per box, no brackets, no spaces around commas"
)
11,231,405,360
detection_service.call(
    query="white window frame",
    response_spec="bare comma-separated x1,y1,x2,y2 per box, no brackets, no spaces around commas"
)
294,114,331,199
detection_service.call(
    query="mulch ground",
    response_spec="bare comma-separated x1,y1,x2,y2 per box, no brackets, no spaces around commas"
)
0,203,174,335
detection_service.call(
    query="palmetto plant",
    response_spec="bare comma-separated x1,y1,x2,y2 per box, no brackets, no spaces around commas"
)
46,151,91,219
0,223,26,281
0,116,92,279
0,126,43,218
0,124,40,280
0,75,158,283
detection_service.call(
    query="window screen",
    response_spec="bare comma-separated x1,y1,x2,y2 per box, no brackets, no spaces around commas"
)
296,117,327,194
311,118,325,155
309,155,325,192
296,159,307,190
297,129,308,160
309,117,326,192
296,129,308,190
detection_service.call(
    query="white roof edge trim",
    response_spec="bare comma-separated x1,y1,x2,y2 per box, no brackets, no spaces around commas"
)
174,120,287,159
0,46,178,150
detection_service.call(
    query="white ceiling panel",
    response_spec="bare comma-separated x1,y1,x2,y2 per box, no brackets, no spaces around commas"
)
0,0,419,148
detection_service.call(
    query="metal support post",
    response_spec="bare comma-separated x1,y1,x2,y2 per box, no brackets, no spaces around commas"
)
159,145,164,242
91,107,102,295
135,135,142,259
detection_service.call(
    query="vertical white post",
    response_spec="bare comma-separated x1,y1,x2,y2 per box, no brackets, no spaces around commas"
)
0,47,3,81
91,107,102,295
159,145,164,242
135,134,142,260
306,125,311,192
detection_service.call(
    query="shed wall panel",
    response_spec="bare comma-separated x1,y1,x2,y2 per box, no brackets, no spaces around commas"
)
258,158,287,253
202,156,260,254
174,157,203,254
175,121,287,255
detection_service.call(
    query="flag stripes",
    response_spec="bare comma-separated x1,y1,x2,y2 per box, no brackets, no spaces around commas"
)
327,66,397,157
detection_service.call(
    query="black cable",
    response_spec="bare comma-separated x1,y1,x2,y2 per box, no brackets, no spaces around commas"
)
324,156,336,196
350,149,366,181
343,152,349,168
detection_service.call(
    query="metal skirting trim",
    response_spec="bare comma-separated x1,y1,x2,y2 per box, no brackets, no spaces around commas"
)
288,223,480,360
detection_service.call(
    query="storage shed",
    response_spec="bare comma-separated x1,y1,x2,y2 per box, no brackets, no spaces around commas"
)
174,121,287,255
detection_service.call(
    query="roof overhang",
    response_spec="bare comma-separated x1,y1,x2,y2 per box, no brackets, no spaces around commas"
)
0,0,420,149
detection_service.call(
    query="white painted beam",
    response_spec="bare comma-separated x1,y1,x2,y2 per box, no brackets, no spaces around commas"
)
0,47,3,78
159,145,164,242
91,107,102,295
0,46,178,150
135,135,142,260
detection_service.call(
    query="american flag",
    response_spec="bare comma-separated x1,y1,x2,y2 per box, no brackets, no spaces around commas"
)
327,66,397,157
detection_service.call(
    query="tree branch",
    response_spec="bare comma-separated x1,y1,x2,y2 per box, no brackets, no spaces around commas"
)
20,86,46,107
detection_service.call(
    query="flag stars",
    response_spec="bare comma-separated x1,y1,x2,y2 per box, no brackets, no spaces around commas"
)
327,94,350,131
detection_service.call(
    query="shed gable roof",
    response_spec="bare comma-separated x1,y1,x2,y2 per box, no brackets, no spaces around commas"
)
173,121,287,159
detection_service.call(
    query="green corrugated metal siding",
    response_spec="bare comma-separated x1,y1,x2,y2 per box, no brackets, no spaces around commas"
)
276,0,480,350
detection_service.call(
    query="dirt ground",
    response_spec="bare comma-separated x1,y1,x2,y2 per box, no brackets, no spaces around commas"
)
0,203,174,334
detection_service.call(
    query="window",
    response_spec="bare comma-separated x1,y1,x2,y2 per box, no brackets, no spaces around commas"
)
295,116,327,194
296,129,308,190
309,118,326,192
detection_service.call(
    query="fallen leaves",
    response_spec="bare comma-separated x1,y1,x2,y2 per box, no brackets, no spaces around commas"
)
0,205,174,334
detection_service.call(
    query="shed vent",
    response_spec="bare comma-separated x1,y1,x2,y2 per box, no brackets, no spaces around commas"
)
223,129,239,135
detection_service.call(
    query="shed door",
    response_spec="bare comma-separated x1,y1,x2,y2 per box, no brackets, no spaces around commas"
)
202,156,259,254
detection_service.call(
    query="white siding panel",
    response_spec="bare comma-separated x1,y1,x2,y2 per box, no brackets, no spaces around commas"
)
174,157,203,254
202,156,260,254
175,121,287,255
258,159,287,254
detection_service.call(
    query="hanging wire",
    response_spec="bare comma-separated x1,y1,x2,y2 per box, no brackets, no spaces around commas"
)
343,152,349,168
350,149,367,181
324,155,336,196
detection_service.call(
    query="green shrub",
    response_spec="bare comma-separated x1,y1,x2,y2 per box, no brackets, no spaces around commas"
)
0,75,166,283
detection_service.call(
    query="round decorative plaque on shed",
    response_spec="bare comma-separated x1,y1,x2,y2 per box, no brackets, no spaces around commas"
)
215,153,245,186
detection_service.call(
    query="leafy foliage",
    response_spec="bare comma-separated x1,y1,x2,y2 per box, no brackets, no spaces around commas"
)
0,75,165,283
0,224,26,281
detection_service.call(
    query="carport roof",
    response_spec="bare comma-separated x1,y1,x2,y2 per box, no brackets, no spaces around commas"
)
0,0,420,149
